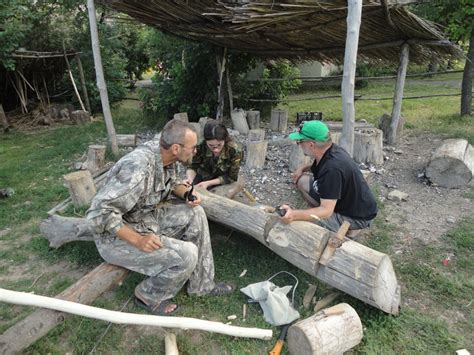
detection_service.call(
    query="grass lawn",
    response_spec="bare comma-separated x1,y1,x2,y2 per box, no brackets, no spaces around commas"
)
0,76,473,353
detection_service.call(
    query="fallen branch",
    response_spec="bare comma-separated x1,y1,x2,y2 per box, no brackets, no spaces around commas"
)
0,288,273,340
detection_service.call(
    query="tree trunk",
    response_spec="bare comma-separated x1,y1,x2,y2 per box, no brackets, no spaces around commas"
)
287,303,363,355
339,0,362,156
75,54,91,114
388,43,410,145
0,103,9,133
39,192,401,315
425,138,473,188
0,263,129,354
461,28,473,116
87,0,119,156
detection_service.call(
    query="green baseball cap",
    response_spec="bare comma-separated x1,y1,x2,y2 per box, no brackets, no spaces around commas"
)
288,120,329,142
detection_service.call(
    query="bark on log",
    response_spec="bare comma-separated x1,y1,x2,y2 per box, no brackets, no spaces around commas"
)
247,110,261,130
63,170,96,207
0,288,273,341
41,215,94,248
270,108,288,133
425,139,474,188
231,109,249,135
84,144,106,174
0,263,129,354
199,190,400,314
287,303,363,355
245,141,268,169
39,193,401,315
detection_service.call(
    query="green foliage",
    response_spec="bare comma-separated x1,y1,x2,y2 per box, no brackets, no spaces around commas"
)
233,60,302,117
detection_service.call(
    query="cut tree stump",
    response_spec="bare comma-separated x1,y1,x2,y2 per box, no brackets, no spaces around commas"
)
425,138,474,188
246,140,268,169
63,170,96,207
39,192,401,314
173,112,189,122
71,110,90,124
289,141,312,172
247,110,260,129
287,303,363,355
231,109,249,135
248,129,265,142
0,263,129,354
332,128,383,165
84,144,106,174
379,113,404,142
270,108,288,133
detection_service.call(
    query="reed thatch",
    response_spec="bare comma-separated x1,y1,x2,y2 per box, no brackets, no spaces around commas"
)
100,0,459,64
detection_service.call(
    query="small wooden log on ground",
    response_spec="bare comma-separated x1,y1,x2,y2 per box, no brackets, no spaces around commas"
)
379,113,404,142
173,112,189,122
289,141,312,172
287,303,363,355
247,110,260,129
63,170,97,207
246,140,268,169
84,144,106,174
0,263,129,354
270,108,288,133
425,138,474,188
231,109,249,135
165,333,179,355
71,110,91,124
0,288,273,341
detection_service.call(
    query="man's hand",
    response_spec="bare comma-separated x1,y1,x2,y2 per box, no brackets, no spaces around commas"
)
135,233,163,252
196,181,212,189
186,191,202,207
279,204,296,224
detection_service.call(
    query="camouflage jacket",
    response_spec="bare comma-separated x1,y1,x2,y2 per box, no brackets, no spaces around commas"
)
189,139,243,184
86,139,178,239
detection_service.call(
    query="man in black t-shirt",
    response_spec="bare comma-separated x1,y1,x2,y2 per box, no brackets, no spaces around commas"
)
280,120,377,233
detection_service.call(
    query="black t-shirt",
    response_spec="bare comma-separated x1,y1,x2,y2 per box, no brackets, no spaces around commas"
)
310,144,377,220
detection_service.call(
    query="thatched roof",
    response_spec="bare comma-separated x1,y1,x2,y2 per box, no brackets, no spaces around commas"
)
101,0,459,64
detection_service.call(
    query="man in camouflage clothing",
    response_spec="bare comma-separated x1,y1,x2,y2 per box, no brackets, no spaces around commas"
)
87,119,232,315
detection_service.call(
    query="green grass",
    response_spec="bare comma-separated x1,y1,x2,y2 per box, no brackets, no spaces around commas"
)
1,77,474,353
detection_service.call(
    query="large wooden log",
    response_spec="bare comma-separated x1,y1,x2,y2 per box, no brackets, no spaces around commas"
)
0,263,129,354
199,190,400,315
287,303,363,355
41,215,94,248
39,193,400,315
0,288,272,341
425,139,474,188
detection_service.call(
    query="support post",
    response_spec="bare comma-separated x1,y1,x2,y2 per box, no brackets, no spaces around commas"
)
388,43,410,145
87,0,119,156
215,47,227,122
340,0,362,157
75,54,91,114
0,103,9,133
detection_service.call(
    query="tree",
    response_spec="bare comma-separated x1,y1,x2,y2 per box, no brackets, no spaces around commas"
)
412,0,474,116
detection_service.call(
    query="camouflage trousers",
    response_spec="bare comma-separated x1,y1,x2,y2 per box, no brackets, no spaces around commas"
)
95,202,215,305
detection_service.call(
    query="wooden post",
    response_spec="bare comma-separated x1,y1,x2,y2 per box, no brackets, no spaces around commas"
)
270,108,288,133
0,103,9,133
339,0,362,157
215,48,227,122
287,303,363,355
0,263,129,354
247,110,261,130
246,139,268,169
63,170,97,207
63,41,86,112
226,67,234,115
84,144,106,173
87,0,119,156
75,54,91,114
388,43,410,145
173,112,189,122
248,129,265,142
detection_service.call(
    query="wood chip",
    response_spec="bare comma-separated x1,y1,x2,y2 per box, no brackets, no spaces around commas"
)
302,284,317,310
